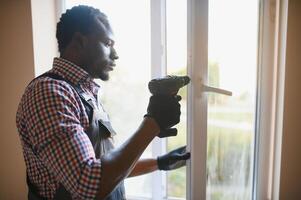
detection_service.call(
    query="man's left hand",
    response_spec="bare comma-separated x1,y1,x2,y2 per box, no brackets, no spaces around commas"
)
157,146,190,171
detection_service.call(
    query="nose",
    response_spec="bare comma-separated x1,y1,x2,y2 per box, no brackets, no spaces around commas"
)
110,48,119,60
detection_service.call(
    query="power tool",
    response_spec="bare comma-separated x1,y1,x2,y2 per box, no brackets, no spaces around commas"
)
147,75,190,137
148,75,191,95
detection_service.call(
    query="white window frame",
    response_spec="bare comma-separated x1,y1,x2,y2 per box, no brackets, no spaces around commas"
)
187,0,208,199
254,0,288,200
57,0,288,199
150,0,168,199
187,0,288,199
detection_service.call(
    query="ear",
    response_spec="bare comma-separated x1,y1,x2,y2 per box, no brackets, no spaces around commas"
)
72,32,88,51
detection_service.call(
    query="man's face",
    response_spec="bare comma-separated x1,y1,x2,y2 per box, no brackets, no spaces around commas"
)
82,18,118,80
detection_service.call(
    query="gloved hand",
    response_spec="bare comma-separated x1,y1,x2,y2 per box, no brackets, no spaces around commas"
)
157,146,190,171
145,95,181,138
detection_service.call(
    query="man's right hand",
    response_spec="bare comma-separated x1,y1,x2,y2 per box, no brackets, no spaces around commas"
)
145,95,181,137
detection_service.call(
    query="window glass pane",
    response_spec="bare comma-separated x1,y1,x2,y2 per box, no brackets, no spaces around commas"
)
166,0,187,199
207,0,259,199
66,1,152,198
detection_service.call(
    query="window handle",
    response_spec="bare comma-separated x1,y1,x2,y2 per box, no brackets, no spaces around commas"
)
201,82,232,96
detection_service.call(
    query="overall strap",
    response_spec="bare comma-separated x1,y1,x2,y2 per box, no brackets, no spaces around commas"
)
41,72,94,121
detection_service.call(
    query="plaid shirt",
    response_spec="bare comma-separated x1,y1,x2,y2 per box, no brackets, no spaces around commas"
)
16,57,103,199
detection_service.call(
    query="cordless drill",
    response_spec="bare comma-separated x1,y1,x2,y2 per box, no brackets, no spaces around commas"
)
148,75,190,137
148,75,191,95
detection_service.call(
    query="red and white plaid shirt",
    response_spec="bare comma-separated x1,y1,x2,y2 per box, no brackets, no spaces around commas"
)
16,57,102,199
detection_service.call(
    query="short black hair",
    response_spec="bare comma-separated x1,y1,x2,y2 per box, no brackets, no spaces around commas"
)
56,5,110,54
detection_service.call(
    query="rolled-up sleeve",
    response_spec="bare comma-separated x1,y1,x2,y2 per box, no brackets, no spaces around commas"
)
24,79,101,199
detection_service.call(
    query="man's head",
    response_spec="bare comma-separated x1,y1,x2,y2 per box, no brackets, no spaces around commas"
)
56,5,118,80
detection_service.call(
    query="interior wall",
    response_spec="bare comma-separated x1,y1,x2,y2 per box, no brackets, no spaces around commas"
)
0,0,58,199
0,0,34,199
279,0,301,199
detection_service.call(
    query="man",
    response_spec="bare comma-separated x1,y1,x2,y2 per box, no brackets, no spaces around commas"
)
16,5,190,200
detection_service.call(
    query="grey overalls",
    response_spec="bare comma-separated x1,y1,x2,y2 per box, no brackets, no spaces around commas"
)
27,73,126,200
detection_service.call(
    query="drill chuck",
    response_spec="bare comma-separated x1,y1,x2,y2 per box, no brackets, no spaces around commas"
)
148,75,191,95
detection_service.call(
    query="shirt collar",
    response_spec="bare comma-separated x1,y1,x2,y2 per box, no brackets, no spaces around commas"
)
51,57,100,94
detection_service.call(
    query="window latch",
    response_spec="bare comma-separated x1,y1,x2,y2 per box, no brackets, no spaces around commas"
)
200,79,232,96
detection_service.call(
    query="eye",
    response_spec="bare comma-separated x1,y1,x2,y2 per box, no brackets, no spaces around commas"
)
104,40,112,47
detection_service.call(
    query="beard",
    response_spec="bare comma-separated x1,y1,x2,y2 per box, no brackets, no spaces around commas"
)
98,70,110,81
91,60,111,81
97,63,112,81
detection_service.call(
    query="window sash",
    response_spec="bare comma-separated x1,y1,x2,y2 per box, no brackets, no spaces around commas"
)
187,0,208,199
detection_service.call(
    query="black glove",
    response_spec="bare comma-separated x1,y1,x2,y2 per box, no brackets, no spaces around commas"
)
157,146,190,171
145,95,181,137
